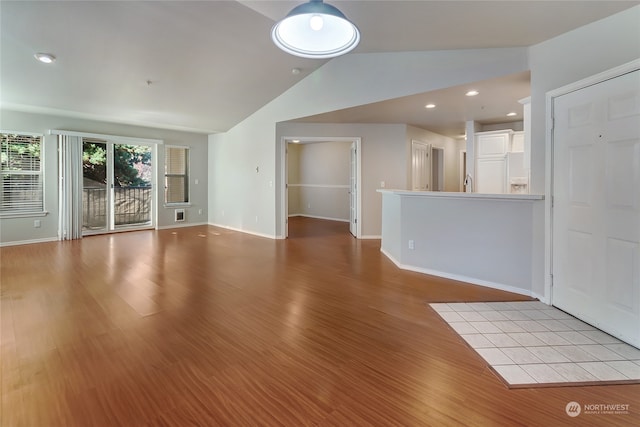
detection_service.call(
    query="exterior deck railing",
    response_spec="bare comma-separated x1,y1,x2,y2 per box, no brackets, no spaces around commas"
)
83,186,152,229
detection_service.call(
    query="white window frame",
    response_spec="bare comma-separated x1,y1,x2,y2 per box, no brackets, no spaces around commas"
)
0,130,47,218
164,145,190,206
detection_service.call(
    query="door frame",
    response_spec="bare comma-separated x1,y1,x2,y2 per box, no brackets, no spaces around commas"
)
411,140,431,191
278,136,362,239
545,58,640,305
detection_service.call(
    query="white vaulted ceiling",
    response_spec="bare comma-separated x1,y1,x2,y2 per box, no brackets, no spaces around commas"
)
1,1,637,135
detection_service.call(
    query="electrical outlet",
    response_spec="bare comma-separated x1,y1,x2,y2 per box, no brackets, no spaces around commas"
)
307,203,311,209
198,209,203,215
381,181,385,188
34,219,41,228
408,240,414,250
255,215,259,223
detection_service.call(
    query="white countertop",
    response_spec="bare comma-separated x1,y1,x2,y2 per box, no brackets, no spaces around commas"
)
377,189,544,201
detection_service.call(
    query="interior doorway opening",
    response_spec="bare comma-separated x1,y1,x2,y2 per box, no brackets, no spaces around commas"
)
279,137,361,239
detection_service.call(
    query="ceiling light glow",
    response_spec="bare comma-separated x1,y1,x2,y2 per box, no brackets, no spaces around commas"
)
34,53,55,64
465,90,479,97
309,15,324,31
507,112,517,117
425,104,436,109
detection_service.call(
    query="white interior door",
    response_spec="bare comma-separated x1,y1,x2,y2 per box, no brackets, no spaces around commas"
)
349,141,357,236
412,141,431,191
552,69,640,347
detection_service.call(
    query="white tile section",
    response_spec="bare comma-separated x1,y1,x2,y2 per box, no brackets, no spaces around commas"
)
537,319,574,332
508,333,547,347
606,361,640,379
448,322,479,334
430,303,455,313
555,331,597,345
492,365,536,385
528,347,571,364
501,347,543,364
480,311,509,321
579,330,623,344
476,348,514,365
439,311,465,322
484,333,520,347
461,334,494,349
554,346,599,363
470,321,503,334
531,332,571,346
577,362,629,381
429,302,640,387
605,344,640,360
458,311,487,322
548,363,598,382
521,364,568,383
559,318,596,331
513,320,549,332
493,321,526,333
578,345,625,361
501,311,530,321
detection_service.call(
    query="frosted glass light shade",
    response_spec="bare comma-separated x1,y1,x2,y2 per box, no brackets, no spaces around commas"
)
271,0,360,59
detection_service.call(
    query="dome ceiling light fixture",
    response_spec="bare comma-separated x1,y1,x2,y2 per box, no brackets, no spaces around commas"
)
271,0,360,59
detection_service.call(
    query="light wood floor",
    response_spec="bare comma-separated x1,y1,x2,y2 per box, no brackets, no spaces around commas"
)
1,217,638,426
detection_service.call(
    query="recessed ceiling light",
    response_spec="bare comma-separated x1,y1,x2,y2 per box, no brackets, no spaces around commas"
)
425,103,436,109
291,139,300,143
34,53,56,64
507,112,517,117
291,68,301,75
465,90,479,97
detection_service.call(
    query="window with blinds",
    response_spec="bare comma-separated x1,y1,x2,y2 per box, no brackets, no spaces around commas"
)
165,146,189,204
1,132,43,214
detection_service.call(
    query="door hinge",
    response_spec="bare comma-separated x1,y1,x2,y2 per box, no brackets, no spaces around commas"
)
355,218,357,224
551,195,554,208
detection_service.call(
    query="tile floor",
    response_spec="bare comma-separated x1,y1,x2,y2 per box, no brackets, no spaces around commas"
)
430,301,640,388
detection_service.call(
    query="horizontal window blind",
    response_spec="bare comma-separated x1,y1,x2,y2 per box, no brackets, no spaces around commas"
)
1,133,43,213
165,146,189,204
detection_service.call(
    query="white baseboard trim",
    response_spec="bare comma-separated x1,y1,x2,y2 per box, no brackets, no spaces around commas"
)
289,214,349,223
208,223,276,239
0,236,59,247
156,222,208,230
360,235,381,239
380,248,534,299
531,291,550,305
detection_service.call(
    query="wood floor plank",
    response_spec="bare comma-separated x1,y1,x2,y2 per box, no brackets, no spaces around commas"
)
1,217,639,426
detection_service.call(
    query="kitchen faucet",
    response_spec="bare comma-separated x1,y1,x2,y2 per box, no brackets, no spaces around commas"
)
464,174,473,192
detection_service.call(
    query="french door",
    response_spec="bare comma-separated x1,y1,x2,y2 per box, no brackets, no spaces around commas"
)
82,139,154,234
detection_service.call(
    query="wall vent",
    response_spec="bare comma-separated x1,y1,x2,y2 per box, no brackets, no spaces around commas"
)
175,209,185,222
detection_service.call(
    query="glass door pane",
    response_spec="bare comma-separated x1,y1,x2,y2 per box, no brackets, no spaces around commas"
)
82,141,108,232
113,144,152,229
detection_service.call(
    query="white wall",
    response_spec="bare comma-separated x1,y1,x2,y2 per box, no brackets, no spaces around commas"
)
529,6,640,195
288,141,351,221
528,6,640,299
278,122,407,237
380,191,543,296
209,48,529,238
406,126,460,192
0,109,208,245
